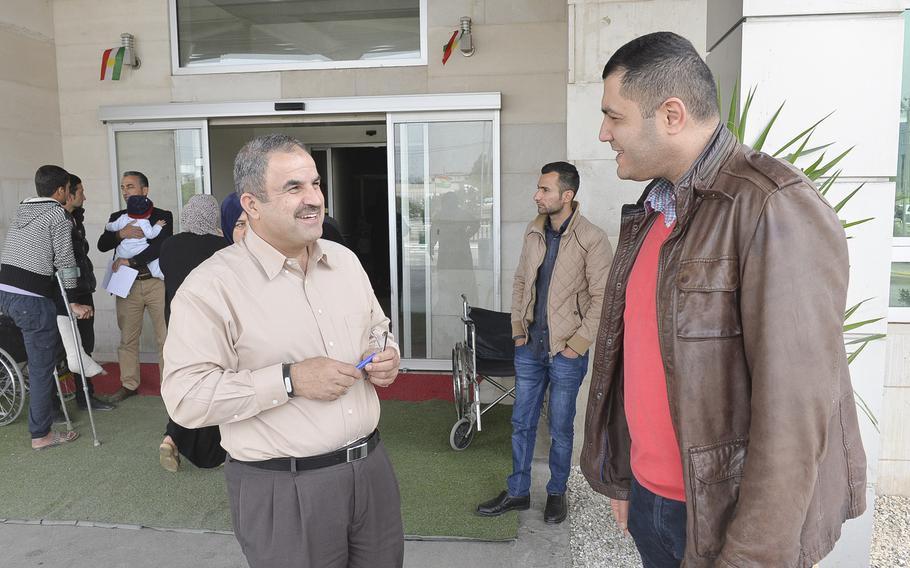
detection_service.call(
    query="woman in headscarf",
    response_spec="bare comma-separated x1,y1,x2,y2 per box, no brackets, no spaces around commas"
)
220,191,248,244
157,194,229,472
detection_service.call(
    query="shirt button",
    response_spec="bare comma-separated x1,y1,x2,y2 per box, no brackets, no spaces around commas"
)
318,309,323,314
348,409,353,415
271,399,278,405
329,341,334,347
233,414,239,419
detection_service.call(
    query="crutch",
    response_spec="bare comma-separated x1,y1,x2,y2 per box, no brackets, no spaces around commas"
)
56,269,101,447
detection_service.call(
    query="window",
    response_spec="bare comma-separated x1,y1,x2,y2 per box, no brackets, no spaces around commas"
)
170,0,426,74
891,11,910,320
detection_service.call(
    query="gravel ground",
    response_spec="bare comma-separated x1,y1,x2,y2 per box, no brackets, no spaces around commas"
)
569,467,641,568
871,495,910,568
570,466,910,567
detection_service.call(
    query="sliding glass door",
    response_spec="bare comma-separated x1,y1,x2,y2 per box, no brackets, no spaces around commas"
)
388,111,500,364
108,120,210,232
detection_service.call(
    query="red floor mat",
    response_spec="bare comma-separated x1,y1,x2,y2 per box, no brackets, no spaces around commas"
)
80,363,453,402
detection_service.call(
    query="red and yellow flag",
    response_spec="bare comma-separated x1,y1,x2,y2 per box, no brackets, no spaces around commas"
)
100,47,125,81
442,31,460,65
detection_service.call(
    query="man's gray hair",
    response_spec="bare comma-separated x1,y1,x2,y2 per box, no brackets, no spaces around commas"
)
233,134,307,200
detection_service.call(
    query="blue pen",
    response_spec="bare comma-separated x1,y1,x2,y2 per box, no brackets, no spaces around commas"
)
356,353,375,370
356,330,388,370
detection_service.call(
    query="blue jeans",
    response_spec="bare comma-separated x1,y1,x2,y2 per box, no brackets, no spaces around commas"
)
0,291,61,439
507,344,589,496
628,477,687,568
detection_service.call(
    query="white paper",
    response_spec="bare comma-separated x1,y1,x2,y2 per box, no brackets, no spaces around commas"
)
102,260,138,298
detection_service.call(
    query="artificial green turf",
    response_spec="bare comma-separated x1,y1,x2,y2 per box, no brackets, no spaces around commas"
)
379,400,518,540
0,397,517,540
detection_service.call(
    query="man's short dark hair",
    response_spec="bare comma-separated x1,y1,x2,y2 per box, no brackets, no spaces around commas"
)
122,170,149,188
541,161,580,197
602,31,718,123
35,165,69,198
68,173,82,196
234,134,308,200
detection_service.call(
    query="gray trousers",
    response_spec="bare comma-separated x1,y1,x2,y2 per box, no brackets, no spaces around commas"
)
225,441,404,568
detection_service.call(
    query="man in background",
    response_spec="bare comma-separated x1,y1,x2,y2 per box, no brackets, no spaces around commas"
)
98,171,172,402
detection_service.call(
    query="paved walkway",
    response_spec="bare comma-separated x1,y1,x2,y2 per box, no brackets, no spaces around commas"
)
0,458,570,568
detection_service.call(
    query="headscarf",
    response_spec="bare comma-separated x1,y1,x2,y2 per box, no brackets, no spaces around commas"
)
220,192,244,244
181,194,221,236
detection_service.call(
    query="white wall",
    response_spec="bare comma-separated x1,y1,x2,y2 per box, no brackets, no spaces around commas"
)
0,0,62,238
707,1,907,565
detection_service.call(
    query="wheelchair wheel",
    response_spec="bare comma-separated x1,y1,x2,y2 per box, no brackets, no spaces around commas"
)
452,343,470,420
449,417,475,451
0,347,26,426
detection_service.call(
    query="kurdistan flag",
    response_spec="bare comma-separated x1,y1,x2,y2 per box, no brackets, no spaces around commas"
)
100,47,125,81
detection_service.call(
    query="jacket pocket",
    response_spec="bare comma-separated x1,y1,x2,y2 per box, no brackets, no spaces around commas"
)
689,438,747,558
676,258,742,339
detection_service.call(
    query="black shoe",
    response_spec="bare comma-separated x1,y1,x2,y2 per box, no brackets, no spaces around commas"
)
77,396,115,412
105,387,137,403
476,491,530,517
544,493,568,524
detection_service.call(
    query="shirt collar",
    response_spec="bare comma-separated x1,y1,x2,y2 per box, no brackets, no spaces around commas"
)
546,207,575,236
243,226,330,280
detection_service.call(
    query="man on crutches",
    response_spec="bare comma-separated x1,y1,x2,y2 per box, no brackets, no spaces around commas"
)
0,165,92,450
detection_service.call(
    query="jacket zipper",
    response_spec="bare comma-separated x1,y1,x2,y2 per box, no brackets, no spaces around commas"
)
522,232,545,334
654,196,701,456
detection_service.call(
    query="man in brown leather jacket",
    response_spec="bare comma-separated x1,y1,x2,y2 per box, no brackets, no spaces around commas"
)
580,32,867,568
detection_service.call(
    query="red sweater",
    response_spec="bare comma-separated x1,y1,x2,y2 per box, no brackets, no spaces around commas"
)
623,214,685,502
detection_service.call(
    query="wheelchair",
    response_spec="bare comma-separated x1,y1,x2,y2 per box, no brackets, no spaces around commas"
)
0,314,28,427
449,295,516,451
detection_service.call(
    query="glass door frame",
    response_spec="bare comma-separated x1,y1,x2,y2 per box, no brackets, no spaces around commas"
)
386,110,502,370
106,120,212,220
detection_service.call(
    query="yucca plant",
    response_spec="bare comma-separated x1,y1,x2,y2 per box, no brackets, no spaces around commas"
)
721,83,882,430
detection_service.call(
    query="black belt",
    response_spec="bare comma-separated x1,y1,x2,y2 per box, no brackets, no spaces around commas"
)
135,267,153,281
235,430,380,472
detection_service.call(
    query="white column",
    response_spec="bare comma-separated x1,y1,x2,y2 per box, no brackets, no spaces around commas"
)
707,1,908,565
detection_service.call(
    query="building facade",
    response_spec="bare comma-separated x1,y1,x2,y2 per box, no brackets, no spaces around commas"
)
1,1,907,564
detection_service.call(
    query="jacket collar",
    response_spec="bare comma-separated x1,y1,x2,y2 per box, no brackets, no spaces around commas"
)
529,201,581,236
632,123,739,227
675,123,739,227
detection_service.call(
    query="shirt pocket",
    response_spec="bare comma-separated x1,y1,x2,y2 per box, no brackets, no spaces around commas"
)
688,438,747,558
676,258,742,339
345,312,372,358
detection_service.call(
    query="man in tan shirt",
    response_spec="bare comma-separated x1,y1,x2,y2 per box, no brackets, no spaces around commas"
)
161,134,403,568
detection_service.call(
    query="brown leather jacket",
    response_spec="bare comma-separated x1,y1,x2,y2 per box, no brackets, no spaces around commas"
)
580,130,867,568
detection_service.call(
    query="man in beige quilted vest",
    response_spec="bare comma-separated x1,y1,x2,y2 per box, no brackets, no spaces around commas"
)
476,161,612,524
